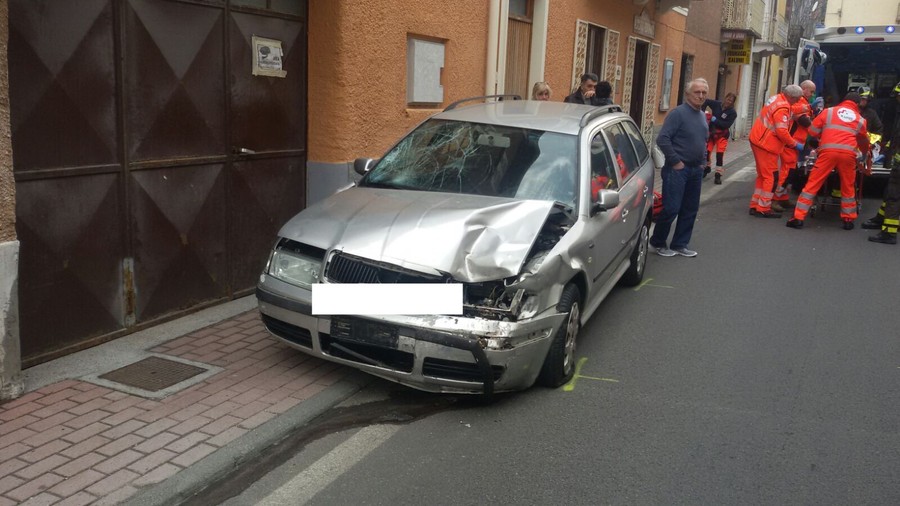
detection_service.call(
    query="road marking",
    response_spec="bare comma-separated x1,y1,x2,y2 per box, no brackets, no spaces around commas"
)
562,357,619,392
633,277,674,291
258,424,401,505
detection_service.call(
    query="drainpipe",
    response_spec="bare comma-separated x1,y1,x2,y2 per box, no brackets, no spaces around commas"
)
486,0,501,96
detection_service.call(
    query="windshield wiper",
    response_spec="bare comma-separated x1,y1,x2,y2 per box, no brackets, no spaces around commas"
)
360,181,409,190
553,200,576,218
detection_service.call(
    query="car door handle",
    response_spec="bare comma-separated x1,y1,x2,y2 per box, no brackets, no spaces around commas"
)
622,209,629,218
643,185,649,196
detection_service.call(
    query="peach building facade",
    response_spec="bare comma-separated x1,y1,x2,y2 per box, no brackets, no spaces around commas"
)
305,0,722,202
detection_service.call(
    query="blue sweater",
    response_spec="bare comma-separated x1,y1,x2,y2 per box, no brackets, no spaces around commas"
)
656,103,709,167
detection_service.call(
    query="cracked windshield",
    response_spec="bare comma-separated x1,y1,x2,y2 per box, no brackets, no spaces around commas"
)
362,119,579,207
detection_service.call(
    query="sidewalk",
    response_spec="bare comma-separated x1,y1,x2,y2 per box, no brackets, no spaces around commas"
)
0,298,368,506
652,136,753,193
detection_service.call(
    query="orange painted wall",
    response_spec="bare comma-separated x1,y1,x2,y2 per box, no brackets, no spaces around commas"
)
308,1,488,163
544,1,652,104
655,10,688,123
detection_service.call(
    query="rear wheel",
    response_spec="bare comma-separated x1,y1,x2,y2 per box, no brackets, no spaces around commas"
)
536,284,580,388
620,217,649,286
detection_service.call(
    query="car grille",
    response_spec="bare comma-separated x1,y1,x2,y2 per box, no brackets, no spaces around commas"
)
422,357,504,382
261,314,313,349
324,252,447,284
320,333,415,373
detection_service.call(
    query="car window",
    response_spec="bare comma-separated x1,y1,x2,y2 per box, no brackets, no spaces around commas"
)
620,120,650,164
589,131,617,202
605,123,639,183
363,119,579,207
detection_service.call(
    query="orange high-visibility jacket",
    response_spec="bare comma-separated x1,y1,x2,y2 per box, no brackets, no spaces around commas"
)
790,97,812,144
750,93,796,154
808,100,870,154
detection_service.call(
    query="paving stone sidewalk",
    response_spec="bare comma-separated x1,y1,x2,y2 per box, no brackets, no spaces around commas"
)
0,310,352,505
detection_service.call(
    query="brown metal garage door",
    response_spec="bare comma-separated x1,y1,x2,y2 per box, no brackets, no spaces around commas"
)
9,0,307,366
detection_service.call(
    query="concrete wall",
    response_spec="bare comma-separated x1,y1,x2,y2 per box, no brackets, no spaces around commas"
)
0,0,24,400
824,0,900,27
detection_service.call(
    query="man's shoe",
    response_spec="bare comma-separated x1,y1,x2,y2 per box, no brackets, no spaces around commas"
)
786,219,804,229
755,211,782,218
714,173,722,185
861,218,883,230
703,166,711,178
868,231,897,244
672,247,698,257
842,220,855,230
771,202,786,213
654,246,677,257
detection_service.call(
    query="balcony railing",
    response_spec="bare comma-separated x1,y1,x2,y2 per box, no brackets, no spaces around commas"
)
723,0,766,38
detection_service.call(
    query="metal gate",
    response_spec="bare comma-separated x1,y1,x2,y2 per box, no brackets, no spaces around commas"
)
9,0,308,366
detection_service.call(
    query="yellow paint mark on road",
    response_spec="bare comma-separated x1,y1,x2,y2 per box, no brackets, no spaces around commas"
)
562,357,619,392
633,277,675,291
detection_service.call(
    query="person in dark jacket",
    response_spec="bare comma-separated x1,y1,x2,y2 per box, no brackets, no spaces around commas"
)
702,92,738,184
564,73,613,106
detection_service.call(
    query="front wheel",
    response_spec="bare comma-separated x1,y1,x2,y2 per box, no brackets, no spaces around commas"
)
536,284,581,388
619,217,649,286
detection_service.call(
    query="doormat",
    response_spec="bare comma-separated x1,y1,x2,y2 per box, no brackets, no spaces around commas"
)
80,353,225,401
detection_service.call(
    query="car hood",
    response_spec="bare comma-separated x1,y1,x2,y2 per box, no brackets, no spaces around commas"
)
278,187,555,282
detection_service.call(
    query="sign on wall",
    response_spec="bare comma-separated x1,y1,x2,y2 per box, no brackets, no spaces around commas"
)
725,38,752,65
252,35,287,78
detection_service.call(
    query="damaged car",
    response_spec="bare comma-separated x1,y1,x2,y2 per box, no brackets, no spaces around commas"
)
256,98,655,395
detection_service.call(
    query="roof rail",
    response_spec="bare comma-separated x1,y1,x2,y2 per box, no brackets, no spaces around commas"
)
444,94,522,111
579,104,624,127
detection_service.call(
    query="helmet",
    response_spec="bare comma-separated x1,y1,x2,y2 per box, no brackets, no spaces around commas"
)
858,86,874,99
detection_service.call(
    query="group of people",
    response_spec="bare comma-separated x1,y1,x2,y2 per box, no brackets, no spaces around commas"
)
530,73,614,105
748,78,900,245
528,71,900,256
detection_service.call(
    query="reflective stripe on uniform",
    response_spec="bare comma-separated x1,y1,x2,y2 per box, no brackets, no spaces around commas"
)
822,124,860,135
884,218,899,233
819,143,857,152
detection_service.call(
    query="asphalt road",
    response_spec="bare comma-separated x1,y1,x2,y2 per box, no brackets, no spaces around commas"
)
210,160,900,505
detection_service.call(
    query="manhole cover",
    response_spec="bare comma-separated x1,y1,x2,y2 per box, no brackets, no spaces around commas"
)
99,356,208,392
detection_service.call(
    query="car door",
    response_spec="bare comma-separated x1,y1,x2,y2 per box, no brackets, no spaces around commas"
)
601,121,643,264
618,119,653,234
579,126,625,290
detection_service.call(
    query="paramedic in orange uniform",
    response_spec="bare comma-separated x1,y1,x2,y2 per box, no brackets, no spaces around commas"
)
773,80,817,211
749,84,804,218
786,92,870,230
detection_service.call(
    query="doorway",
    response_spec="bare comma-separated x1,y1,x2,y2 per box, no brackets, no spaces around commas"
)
629,40,649,128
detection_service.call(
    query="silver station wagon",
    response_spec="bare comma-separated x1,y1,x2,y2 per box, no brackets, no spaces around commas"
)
256,98,655,395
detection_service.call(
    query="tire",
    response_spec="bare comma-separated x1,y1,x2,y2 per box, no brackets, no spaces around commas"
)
619,217,649,287
536,284,581,388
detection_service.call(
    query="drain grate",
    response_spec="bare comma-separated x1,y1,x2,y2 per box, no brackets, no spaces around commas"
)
99,356,208,392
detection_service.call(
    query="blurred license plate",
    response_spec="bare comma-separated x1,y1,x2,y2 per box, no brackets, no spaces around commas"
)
330,316,399,349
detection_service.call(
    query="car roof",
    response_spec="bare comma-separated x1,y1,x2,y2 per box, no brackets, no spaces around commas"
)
433,100,626,135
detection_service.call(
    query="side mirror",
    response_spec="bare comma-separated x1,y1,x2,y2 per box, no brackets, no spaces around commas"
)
591,189,620,214
353,158,376,176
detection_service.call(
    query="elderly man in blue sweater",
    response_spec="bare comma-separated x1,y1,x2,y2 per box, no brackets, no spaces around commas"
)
649,78,710,257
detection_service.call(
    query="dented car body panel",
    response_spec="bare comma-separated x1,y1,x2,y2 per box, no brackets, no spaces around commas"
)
257,100,654,394
278,189,555,283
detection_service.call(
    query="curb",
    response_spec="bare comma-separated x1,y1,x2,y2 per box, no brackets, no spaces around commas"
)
123,370,374,506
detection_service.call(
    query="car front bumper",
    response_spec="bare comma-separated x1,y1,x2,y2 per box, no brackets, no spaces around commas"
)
255,276,566,395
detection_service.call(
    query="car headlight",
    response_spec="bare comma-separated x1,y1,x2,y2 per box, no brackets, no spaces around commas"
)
268,249,322,289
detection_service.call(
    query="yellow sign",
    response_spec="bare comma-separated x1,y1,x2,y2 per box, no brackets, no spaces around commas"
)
725,38,752,65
